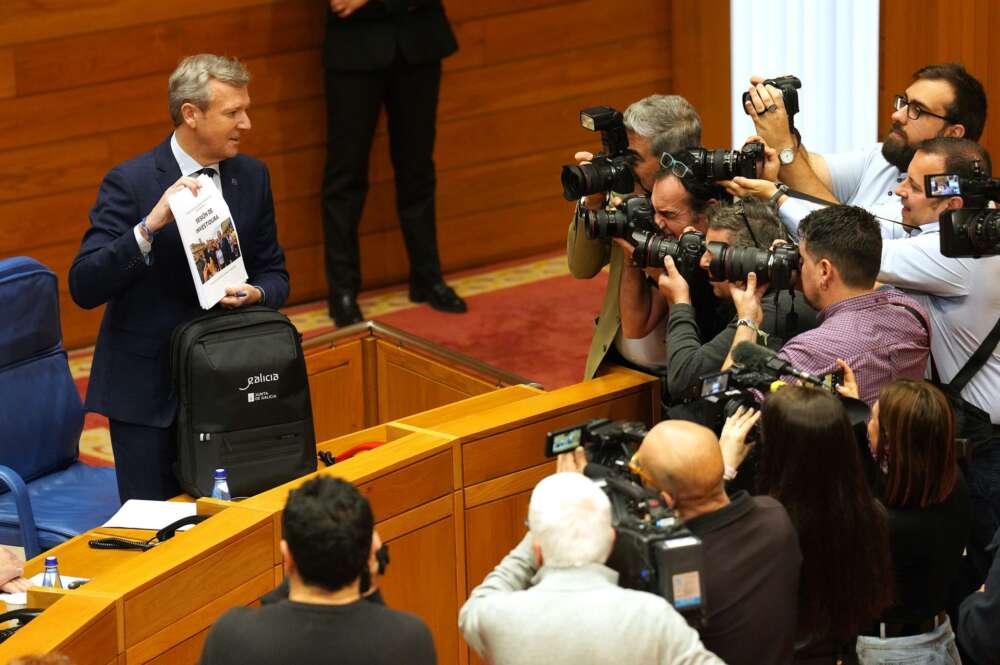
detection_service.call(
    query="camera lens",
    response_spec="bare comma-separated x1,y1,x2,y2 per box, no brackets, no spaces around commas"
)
561,157,635,200
586,209,629,240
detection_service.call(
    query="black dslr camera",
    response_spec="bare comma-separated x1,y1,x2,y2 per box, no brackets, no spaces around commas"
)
707,241,801,291
585,195,658,240
544,419,706,618
631,229,706,278
683,142,765,184
741,75,802,131
561,106,637,200
925,169,1000,257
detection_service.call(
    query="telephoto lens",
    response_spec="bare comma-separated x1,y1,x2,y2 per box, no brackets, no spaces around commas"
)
707,241,800,291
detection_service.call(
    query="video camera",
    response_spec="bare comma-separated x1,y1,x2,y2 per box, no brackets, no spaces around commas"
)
683,142,765,184
544,419,706,618
561,106,637,200
741,75,802,132
707,240,801,291
697,342,870,434
925,169,1000,257
584,196,706,279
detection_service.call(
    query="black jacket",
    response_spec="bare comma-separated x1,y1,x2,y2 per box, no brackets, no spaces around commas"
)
323,0,458,70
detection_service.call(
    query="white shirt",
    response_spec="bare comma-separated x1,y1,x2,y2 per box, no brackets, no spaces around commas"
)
779,144,910,240
614,320,667,371
133,133,221,254
879,222,1000,423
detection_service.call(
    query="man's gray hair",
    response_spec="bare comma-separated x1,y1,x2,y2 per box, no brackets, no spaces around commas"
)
623,94,702,155
528,472,613,568
168,54,251,126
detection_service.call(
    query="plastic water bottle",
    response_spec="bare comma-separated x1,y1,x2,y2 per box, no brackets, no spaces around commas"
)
41,556,62,588
210,468,231,500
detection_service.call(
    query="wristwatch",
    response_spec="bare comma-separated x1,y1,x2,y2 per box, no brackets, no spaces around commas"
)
768,183,790,210
779,147,796,165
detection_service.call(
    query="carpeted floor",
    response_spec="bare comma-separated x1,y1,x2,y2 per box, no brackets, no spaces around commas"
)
73,251,609,466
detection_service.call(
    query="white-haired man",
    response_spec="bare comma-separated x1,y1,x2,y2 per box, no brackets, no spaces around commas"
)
458,471,723,665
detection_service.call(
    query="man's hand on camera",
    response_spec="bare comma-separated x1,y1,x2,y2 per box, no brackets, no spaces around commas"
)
731,271,766,325
719,406,760,470
574,151,606,212
745,76,795,148
613,237,636,264
657,256,691,305
722,176,780,203
556,447,587,474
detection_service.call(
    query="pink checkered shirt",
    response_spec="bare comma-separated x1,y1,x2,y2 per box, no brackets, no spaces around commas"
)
778,287,931,406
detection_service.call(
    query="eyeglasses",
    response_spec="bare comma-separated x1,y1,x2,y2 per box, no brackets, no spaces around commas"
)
892,94,952,123
628,452,654,487
659,152,692,179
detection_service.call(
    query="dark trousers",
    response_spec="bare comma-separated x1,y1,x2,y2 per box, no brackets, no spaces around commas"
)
108,419,181,501
321,55,444,296
961,433,1000,586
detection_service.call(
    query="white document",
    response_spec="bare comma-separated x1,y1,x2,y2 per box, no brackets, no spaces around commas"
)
0,574,89,607
168,175,248,309
101,499,198,531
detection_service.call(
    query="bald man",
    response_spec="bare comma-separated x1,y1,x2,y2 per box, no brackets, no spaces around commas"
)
635,421,801,665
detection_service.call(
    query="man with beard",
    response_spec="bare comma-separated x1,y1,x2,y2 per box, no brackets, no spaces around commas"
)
726,63,987,240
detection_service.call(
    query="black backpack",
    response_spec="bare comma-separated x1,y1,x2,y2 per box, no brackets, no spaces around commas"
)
170,306,316,498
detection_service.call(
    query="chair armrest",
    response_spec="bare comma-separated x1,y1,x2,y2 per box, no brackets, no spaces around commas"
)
0,465,41,560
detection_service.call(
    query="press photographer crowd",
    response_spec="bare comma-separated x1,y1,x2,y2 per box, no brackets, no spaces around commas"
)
456,62,1000,665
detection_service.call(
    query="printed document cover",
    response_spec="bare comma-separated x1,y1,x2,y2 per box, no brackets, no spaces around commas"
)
168,174,248,309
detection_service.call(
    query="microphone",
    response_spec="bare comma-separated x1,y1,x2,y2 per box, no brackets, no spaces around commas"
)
731,341,825,386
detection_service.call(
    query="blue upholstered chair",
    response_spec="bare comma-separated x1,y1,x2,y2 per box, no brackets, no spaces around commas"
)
0,257,119,559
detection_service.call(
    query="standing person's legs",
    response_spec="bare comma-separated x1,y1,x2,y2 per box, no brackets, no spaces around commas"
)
108,420,181,501
321,66,386,320
383,58,447,293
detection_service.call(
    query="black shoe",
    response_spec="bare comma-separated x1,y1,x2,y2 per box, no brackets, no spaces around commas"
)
409,281,467,313
328,292,363,327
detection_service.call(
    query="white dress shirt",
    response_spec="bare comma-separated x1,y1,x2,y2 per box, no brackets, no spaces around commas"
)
879,222,1000,423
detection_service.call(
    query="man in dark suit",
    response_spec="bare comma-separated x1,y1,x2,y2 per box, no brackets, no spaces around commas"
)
69,54,289,501
322,0,466,326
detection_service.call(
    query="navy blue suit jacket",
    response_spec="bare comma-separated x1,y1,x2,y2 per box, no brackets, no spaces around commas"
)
70,136,289,428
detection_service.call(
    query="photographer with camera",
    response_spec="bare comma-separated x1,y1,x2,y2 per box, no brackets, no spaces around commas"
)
199,476,432,665
876,136,1000,590
565,95,704,380
632,419,801,665
718,386,893,664
458,469,723,665
724,205,930,406
658,199,817,400
732,64,987,240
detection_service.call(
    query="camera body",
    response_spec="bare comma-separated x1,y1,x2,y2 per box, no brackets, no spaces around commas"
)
543,419,706,617
707,241,801,291
561,106,636,200
585,195,658,241
684,142,765,184
925,172,1000,257
631,230,706,279
741,75,802,130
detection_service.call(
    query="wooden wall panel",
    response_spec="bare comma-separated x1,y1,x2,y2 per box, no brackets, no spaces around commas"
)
0,0,733,350
305,341,366,442
880,0,1000,162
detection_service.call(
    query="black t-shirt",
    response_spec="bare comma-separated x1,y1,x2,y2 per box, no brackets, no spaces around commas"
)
882,473,972,624
683,491,802,665
198,598,436,665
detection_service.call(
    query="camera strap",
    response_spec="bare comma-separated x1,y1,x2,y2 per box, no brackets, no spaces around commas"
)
780,187,921,234
931,315,1000,394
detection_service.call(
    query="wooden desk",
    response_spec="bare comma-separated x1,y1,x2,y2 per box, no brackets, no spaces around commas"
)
0,367,659,665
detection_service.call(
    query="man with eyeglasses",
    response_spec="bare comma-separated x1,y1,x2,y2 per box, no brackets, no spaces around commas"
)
615,155,735,391
726,63,987,240
567,95,703,381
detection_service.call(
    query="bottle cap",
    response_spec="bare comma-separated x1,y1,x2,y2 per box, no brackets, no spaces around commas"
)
44,555,58,566
214,468,227,479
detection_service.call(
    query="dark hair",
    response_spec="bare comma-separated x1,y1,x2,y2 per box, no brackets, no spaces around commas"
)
876,380,958,508
758,386,892,642
798,205,882,289
913,63,988,141
706,200,783,248
282,476,373,592
917,136,993,186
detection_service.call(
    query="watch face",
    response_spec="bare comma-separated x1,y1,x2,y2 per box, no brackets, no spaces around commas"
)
779,148,795,165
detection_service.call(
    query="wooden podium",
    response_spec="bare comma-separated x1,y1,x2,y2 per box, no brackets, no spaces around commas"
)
0,324,660,665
